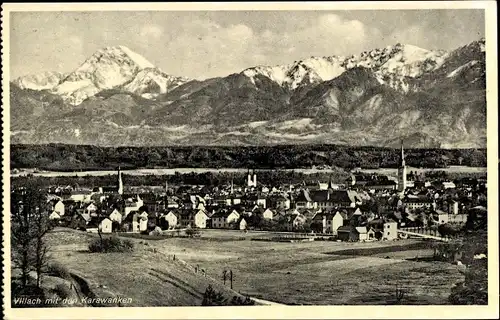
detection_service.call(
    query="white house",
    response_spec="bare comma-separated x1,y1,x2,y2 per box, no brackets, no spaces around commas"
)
448,201,459,214
129,211,148,233
262,208,274,220
69,190,93,202
239,218,247,230
383,221,398,240
85,203,98,215
52,200,65,217
356,227,369,241
256,197,267,208
49,211,61,220
331,212,345,235
139,217,148,232
313,211,345,234
193,210,209,229
211,209,240,229
162,211,179,229
124,195,144,217
108,209,122,224
99,218,113,234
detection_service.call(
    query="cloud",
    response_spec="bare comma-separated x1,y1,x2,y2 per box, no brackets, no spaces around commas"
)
256,14,379,58
387,25,442,49
165,19,257,78
140,24,164,39
162,14,381,79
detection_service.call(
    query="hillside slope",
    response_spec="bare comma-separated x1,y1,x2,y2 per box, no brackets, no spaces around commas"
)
44,229,250,306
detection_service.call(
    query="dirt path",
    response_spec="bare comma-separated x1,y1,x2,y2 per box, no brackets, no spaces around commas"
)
248,296,285,305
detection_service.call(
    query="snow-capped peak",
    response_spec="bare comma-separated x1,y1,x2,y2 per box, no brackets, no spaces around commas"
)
117,45,155,69
48,46,172,105
242,43,448,92
13,71,67,91
124,67,191,99
243,56,346,89
243,64,292,86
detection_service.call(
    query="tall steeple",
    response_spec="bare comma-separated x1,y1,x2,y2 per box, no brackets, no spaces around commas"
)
117,166,123,195
397,140,407,193
400,140,406,166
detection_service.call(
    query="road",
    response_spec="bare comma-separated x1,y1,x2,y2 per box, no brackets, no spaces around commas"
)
249,297,286,305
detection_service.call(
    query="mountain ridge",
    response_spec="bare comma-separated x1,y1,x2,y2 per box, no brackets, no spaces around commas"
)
10,39,486,148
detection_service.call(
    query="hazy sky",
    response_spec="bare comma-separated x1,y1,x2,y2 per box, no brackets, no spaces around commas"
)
10,10,485,80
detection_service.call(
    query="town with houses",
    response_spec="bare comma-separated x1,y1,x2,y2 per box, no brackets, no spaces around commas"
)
33,145,487,241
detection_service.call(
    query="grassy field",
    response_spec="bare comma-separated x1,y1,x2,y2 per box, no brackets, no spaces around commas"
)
44,229,248,307
43,228,464,306
141,233,463,305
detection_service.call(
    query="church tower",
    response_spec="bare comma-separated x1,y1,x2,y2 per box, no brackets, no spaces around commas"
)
397,141,407,193
117,166,123,195
247,169,257,187
247,170,252,187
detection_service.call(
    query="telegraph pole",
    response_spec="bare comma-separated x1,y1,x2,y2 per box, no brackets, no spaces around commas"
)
222,270,227,285
230,270,233,289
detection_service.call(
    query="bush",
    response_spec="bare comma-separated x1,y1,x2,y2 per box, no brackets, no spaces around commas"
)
52,283,73,299
46,262,72,280
230,295,255,305
201,285,255,306
201,285,227,306
149,226,163,236
88,236,134,253
185,228,201,238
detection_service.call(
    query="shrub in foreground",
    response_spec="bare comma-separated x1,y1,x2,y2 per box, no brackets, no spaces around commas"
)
88,236,134,253
201,285,255,306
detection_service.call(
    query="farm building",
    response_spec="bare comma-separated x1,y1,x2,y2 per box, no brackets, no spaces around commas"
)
337,226,369,242
99,218,113,234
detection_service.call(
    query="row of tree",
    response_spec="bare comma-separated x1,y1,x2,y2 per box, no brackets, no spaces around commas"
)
11,170,350,189
11,180,54,304
11,143,487,171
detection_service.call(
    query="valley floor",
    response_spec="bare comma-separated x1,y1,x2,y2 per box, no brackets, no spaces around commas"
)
42,228,464,306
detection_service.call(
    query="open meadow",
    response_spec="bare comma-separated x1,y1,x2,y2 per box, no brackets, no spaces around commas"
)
44,228,464,306
44,229,247,306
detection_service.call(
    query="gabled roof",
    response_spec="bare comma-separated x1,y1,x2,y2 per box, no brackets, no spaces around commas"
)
71,190,93,195
252,207,265,215
355,227,368,234
211,209,231,218
79,213,91,222
337,212,349,220
337,225,353,232
311,190,329,202
405,196,433,203
295,189,312,202
310,190,352,203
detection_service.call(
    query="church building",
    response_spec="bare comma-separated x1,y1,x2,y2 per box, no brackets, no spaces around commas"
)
398,142,407,193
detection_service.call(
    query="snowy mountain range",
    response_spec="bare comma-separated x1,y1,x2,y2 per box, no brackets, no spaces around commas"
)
243,43,449,92
10,39,486,148
14,46,190,105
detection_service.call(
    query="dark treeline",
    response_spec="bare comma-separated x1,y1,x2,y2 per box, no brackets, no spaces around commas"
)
11,144,487,171
10,170,351,189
